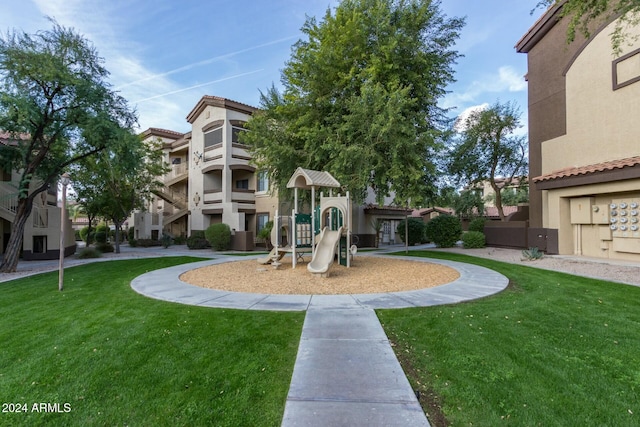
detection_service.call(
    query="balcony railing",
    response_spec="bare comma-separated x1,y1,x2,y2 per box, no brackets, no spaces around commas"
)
204,189,223,204
231,190,255,204
0,181,18,215
163,163,188,186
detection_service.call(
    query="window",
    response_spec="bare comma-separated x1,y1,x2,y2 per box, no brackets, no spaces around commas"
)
33,236,47,254
257,171,269,192
257,213,270,233
204,127,223,148
232,126,246,144
236,179,249,190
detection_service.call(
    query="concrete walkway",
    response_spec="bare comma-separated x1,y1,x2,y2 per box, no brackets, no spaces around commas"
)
281,307,429,426
130,254,508,311
129,253,508,426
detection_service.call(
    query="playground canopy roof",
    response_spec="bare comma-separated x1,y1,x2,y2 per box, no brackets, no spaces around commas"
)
286,167,341,190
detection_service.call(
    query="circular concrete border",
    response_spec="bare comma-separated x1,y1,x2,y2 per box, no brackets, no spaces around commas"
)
130,254,509,311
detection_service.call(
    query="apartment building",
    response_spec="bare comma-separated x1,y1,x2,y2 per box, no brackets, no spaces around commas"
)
135,96,280,244
517,5,640,260
136,95,414,248
0,132,75,260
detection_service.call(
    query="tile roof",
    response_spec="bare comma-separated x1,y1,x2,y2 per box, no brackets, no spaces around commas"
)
412,207,454,217
141,128,185,139
186,95,257,123
533,156,640,182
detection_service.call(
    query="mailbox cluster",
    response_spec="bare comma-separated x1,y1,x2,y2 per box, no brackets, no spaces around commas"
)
610,200,640,238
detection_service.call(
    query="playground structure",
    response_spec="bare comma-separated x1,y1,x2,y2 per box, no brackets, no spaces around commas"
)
257,168,353,276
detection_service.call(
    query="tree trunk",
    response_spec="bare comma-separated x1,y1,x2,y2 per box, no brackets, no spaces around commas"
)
492,181,506,221
85,213,96,246
0,197,34,273
113,220,123,254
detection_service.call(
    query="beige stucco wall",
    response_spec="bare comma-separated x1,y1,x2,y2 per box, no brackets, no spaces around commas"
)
188,105,272,233
538,15,640,261
544,179,640,260
541,20,640,174
22,206,75,254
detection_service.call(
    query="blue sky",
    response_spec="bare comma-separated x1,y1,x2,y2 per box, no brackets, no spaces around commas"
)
1,0,542,134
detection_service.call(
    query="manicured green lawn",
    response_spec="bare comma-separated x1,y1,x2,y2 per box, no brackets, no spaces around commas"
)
379,250,640,427
0,257,304,426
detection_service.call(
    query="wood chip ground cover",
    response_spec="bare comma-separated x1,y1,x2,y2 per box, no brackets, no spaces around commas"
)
180,256,459,295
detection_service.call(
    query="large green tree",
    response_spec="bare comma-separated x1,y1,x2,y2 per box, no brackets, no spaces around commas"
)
242,0,463,206
447,101,528,221
72,133,167,253
536,0,640,53
0,21,136,272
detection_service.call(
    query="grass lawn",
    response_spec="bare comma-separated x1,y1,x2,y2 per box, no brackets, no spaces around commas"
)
379,250,640,427
0,257,304,426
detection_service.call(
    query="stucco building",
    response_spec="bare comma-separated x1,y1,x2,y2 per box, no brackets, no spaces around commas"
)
135,97,279,248
135,95,411,248
517,4,640,260
0,132,75,260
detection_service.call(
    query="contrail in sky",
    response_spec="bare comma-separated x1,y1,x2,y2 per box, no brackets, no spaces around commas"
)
118,35,297,90
132,69,264,103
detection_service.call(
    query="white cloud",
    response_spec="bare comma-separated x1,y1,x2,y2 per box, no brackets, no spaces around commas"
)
498,66,527,92
442,65,527,111
453,103,489,132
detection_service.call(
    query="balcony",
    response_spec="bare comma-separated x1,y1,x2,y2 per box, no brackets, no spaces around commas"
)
204,144,223,162
231,190,255,204
231,143,251,161
204,189,223,204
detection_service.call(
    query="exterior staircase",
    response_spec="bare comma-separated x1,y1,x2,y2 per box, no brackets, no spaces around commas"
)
152,187,187,210
0,182,17,222
163,208,188,224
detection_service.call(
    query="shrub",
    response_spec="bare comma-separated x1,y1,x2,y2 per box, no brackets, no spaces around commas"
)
522,247,544,260
187,231,210,250
161,233,173,249
205,223,232,251
77,247,102,259
173,235,186,245
468,217,487,233
425,214,462,248
258,221,274,241
94,231,107,244
95,242,114,253
79,226,95,245
396,218,426,246
128,238,138,247
136,239,162,247
128,227,135,241
462,231,486,249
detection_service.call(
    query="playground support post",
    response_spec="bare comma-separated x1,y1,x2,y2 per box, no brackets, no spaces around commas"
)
311,186,316,251
291,208,297,269
274,210,279,261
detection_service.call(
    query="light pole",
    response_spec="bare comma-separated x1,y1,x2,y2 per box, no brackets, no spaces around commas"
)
58,173,70,292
